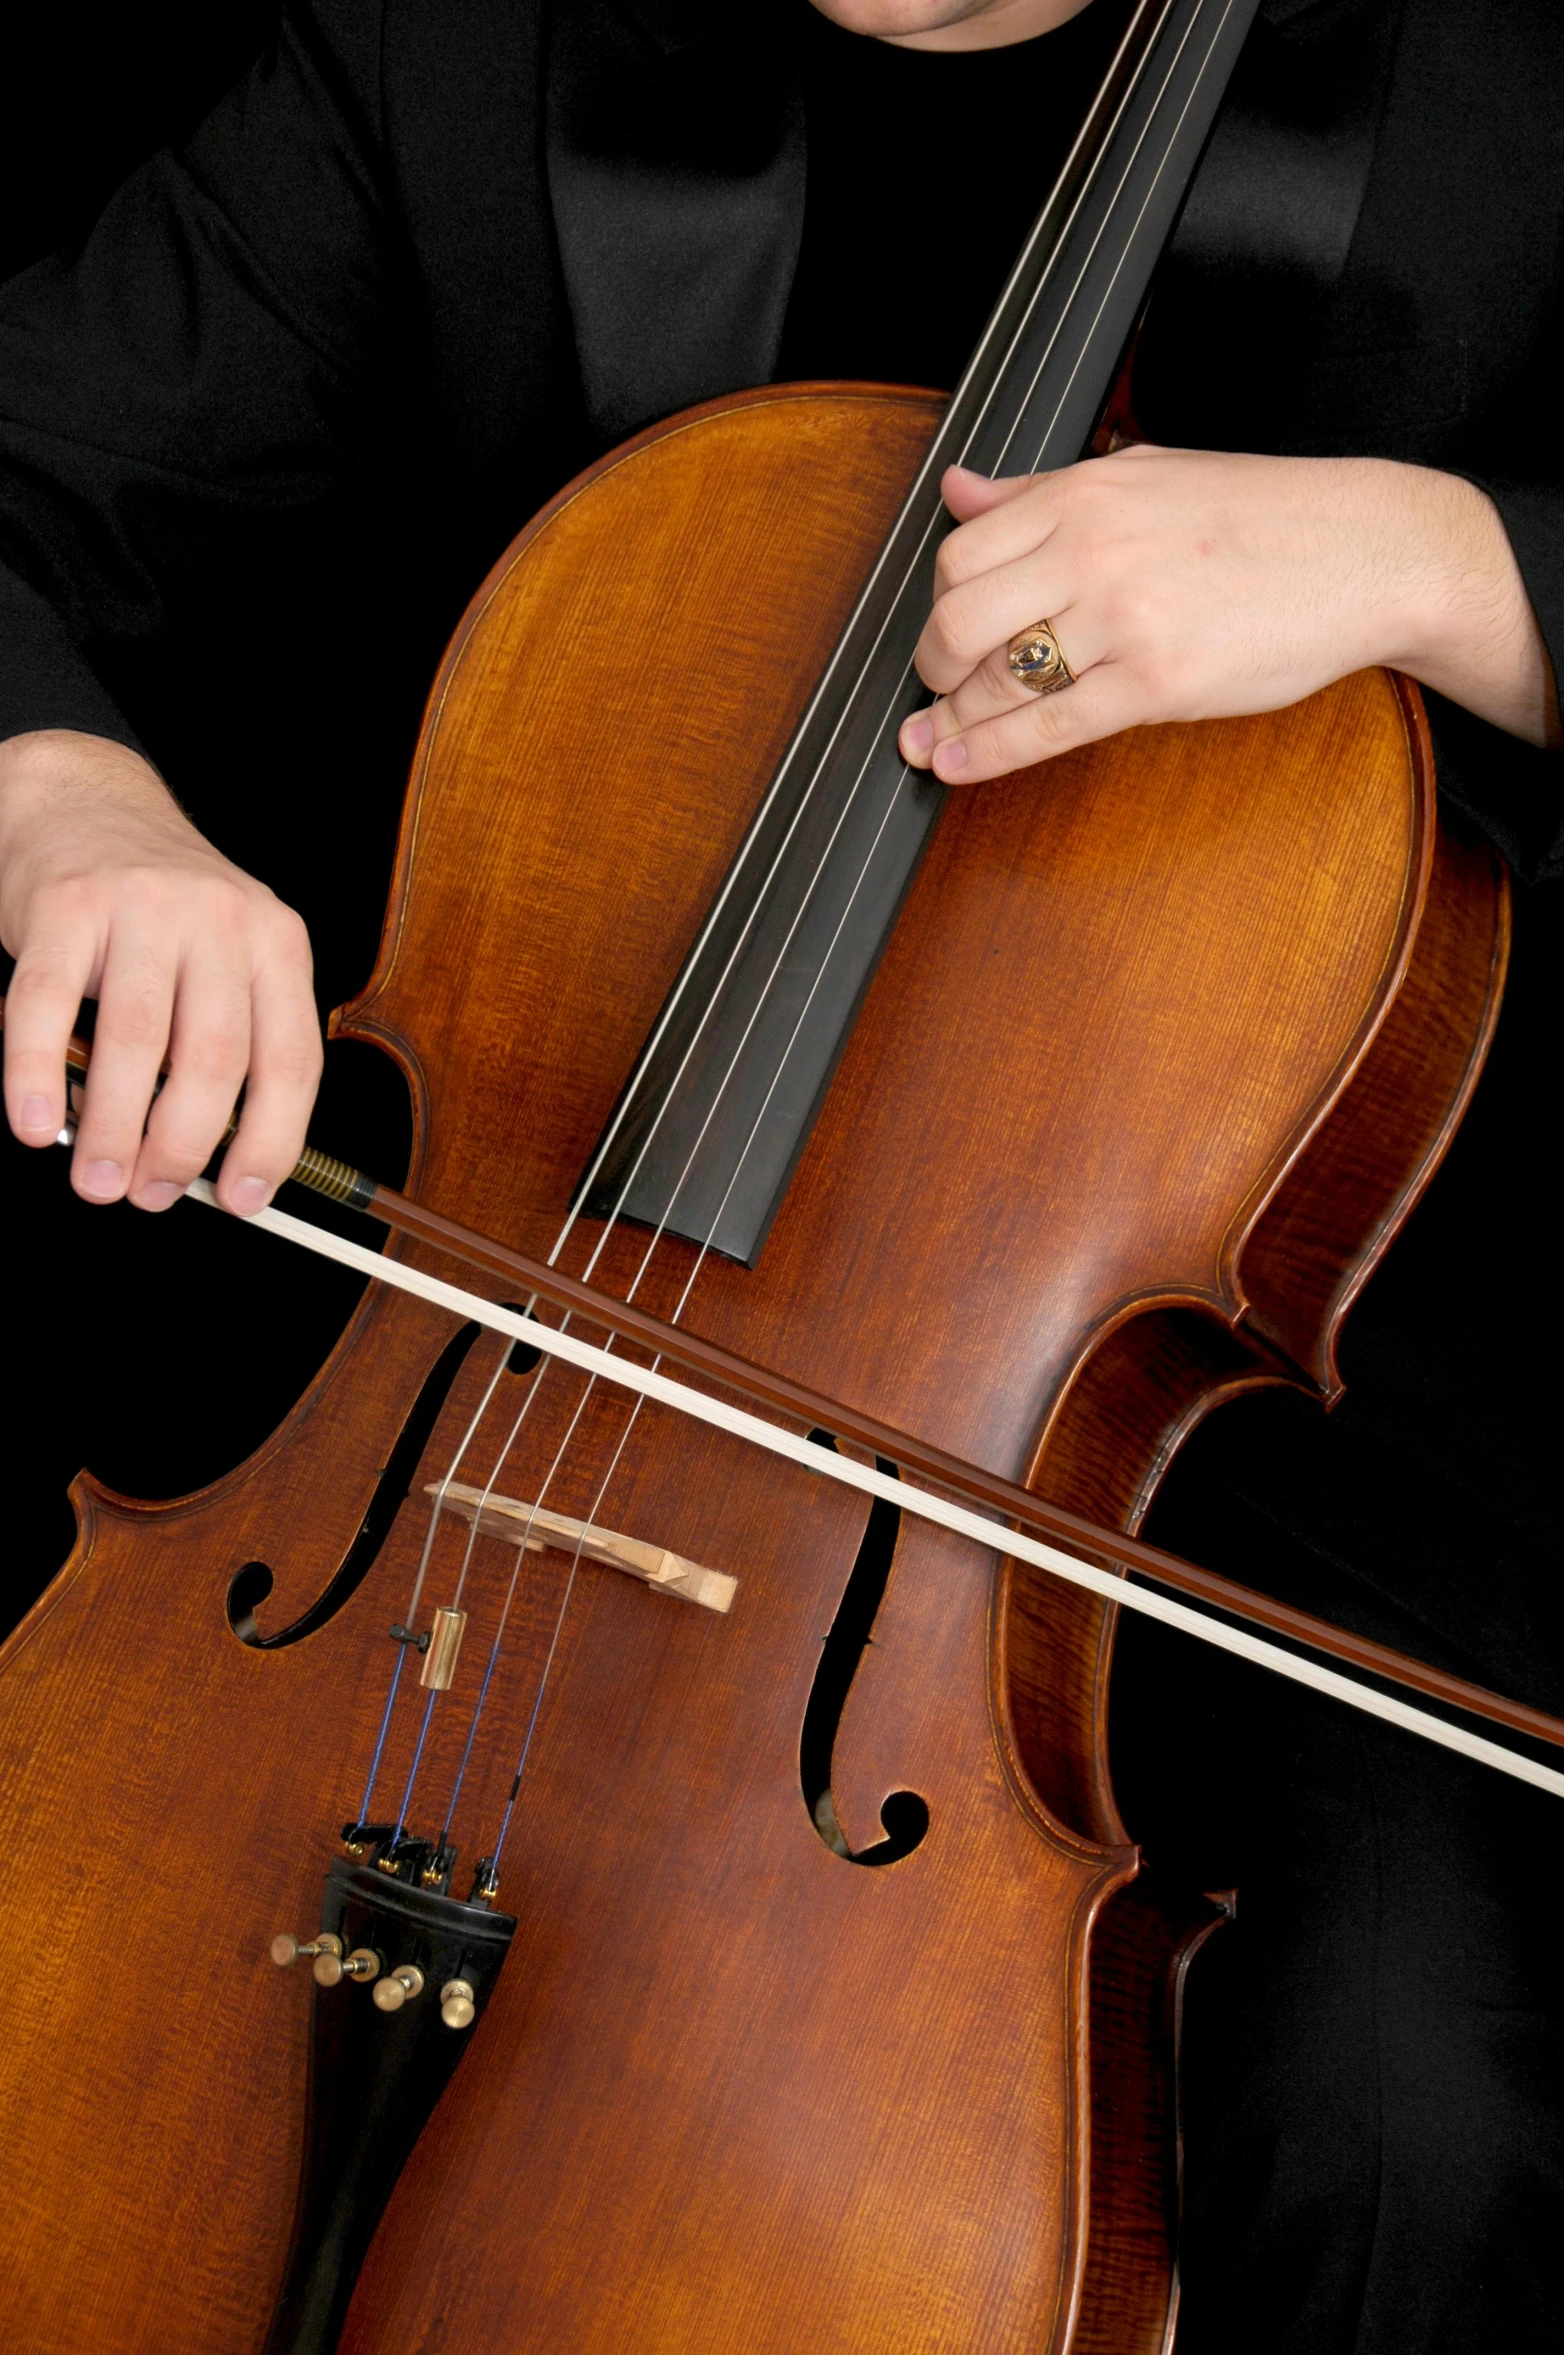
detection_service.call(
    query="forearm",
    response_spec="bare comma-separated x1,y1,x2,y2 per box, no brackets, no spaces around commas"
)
1374,462,1561,750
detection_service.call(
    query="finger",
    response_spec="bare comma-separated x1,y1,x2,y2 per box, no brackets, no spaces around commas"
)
935,468,1070,591
916,542,1077,694
126,934,253,1211
928,662,1148,785
902,605,1111,766
3,922,97,1150
70,928,178,1202
215,906,321,1216
936,443,1162,593
940,464,1036,523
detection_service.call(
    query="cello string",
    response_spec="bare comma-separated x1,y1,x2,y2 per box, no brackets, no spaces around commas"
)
379,716,904,1772
357,1345,524,1819
544,9,1153,1268
377,634,918,1820
186,1185,1564,1808
430,740,917,1803
525,0,1245,1377
542,0,1230,1297
363,0,1242,1826
417,1157,764,1839
474,752,935,1808
398,1350,606,1829
992,0,1238,481
404,1178,731,1817
401,0,1207,1515
386,1340,589,1830
407,707,928,1795
403,1089,763,1838
482,1395,653,1863
417,1155,750,1826
527,0,1200,1290
376,1211,693,1822
405,1082,744,1828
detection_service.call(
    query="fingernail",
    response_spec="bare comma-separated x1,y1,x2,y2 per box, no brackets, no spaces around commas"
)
20,1094,54,1135
901,715,933,759
136,1181,183,1212
80,1159,124,1200
933,740,968,777
231,1176,271,1214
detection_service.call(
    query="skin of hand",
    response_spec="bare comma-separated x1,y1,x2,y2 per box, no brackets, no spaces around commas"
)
0,729,321,1214
897,448,1561,785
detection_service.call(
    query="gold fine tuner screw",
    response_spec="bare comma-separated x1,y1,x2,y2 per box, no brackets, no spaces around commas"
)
313,1945,381,1989
270,1931,342,1969
440,1978,477,2031
372,1964,426,2014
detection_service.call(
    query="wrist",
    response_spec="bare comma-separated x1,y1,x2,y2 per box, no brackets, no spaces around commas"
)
0,730,175,859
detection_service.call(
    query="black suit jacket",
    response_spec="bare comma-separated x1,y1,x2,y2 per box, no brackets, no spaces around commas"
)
0,0,1561,926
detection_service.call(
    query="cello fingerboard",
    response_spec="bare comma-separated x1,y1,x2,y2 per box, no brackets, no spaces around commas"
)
576,0,1260,1264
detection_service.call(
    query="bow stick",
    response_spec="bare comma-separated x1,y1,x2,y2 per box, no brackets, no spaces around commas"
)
16,1001,1564,1794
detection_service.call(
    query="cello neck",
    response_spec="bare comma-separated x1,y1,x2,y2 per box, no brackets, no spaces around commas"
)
579,0,1262,1265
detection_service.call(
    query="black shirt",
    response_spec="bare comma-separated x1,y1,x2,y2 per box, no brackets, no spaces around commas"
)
780,0,1134,394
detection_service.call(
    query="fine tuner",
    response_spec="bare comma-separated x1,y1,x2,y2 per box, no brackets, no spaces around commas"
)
268,1932,377,1987
270,1930,477,2028
373,1965,425,2013
269,1931,338,1967
315,1948,382,1989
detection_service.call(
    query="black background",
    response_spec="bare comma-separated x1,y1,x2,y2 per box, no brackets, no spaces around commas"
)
2,6,412,1632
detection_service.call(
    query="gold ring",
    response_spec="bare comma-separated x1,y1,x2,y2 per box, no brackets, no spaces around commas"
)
1006,618,1075,697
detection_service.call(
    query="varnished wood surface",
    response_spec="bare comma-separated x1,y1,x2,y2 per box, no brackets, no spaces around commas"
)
0,386,1504,2352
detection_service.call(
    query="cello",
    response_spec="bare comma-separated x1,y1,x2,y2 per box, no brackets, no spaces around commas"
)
0,1,1547,2347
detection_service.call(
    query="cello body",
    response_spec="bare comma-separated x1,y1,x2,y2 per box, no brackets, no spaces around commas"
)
0,386,1506,2352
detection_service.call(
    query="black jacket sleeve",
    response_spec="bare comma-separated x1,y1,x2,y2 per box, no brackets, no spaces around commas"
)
0,0,393,761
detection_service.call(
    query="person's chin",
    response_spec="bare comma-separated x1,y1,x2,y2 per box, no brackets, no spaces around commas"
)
804,0,1095,50
804,0,980,39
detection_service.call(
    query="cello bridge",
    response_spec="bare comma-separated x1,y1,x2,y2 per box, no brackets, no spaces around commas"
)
426,1483,736,1614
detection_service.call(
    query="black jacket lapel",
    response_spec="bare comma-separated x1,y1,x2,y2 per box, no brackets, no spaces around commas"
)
1139,0,1407,446
1170,0,1405,303
546,0,805,442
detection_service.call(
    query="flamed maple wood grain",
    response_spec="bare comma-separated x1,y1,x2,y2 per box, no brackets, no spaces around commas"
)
0,387,1505,2353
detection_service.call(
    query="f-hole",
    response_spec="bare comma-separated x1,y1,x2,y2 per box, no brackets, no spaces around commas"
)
503,1309,544,1377
799,1435,929,1866
225,1317,488,1650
